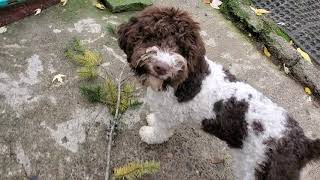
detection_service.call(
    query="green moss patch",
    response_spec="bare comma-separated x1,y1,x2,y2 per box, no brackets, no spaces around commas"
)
220,0,290,42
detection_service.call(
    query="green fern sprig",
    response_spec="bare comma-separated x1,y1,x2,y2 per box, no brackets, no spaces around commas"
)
113,161,160,180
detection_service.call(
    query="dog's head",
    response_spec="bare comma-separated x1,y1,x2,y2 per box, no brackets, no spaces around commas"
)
117,6,206,91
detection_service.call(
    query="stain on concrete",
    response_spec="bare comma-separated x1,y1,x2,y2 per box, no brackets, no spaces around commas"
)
53,29,62,33
20,54,43,85
15,142,31,175
43,106,109,153
103,45,126,63
0,54,44,116
67,18,101,34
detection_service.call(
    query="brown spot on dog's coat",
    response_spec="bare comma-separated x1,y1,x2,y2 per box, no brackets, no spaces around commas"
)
202,97,249,148
252,121,264,135
223,68,237,82
255,116,320,180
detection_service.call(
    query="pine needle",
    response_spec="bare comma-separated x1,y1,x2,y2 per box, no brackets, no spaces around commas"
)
80,85,104,103
129,100,143,109
77,66,99,79
65,39,102,80
113,161,160,180
103,78,138,116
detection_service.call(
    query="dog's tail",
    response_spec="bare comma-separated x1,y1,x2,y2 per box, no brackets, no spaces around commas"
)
309,139,320,160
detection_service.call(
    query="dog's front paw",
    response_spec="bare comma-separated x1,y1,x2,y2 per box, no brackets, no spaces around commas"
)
139,126,166,144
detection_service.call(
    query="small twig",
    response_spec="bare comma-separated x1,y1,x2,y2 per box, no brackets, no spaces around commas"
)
120,74,134,85
210,159,225,165
105,66,125,180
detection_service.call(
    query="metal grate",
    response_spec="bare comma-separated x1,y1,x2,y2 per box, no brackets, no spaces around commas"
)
252,0,320,64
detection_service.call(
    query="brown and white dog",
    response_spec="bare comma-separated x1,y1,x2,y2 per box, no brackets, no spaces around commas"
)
117,6,320,180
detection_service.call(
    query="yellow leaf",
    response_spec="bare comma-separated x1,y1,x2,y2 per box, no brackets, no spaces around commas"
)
263,47,271,57
304,87,312,95
250,6,271,16
60,0,68,6
297,48,312,63
289,40,294,46
95,2,105,10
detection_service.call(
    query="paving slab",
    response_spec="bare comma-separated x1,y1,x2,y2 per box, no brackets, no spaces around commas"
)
0,0,320,179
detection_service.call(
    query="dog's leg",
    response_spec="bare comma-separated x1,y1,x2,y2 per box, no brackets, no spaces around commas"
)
139,125,174,144
139,113,176,144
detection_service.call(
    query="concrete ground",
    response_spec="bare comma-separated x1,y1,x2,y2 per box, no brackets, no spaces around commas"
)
0,0,319,179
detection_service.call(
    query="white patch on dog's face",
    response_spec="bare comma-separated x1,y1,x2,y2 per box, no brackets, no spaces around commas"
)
155,50,176,66
145,46,187,80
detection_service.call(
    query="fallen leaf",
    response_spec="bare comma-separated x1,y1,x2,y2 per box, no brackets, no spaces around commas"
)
34,8,41,15
263,47,271,57
0,26,7,34
210,0,222,9
95,2,105,10
277,22,286,26
283,64,290,74
61,0,68,6
52,74,66,83
250,6,271,16
304,87,312,95
202,0,211,4
297,48,312,63
289,40,294,46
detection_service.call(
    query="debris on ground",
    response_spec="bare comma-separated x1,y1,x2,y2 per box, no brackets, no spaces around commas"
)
60,0,67,6
34,8,42,15
249,6,270,16
0,26,7,33
95,2,106,10
52,74,66,83
113,161,160,180
304,87,312,95
297,48,312,64
210,0,222,9
263,47,271,57
103,0,153,13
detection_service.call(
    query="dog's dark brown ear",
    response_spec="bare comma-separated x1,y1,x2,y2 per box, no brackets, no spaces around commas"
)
117,17,140,62
174,13,209,102
176,21,206,73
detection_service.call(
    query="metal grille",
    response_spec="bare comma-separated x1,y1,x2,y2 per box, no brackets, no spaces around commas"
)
252,0,320,64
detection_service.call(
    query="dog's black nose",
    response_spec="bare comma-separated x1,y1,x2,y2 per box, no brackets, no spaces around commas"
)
153,62,170,75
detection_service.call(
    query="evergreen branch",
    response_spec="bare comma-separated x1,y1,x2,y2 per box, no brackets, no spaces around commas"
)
80,85,104,103
113,161,160,180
